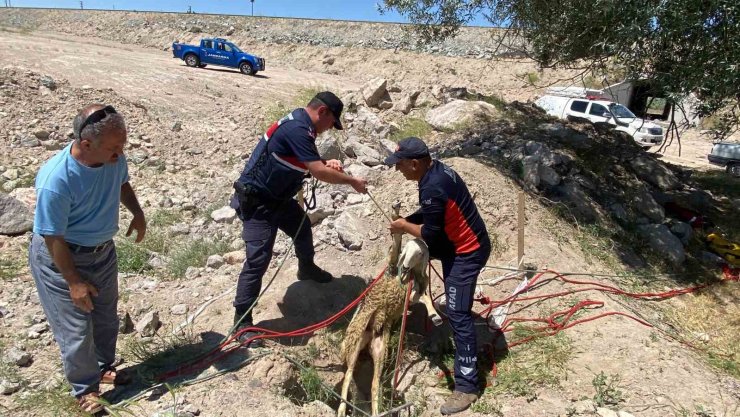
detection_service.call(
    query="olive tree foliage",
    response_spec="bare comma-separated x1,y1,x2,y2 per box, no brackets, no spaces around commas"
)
381,0,740,139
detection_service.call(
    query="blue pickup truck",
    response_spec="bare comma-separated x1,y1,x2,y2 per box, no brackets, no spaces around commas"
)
172,38,265,76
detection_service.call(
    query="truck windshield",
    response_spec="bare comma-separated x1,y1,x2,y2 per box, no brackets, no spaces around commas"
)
609,104,636,119
227,43,242,53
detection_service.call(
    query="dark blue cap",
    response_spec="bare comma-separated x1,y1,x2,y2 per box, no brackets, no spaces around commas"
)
314,91,344,130
384,137,430,165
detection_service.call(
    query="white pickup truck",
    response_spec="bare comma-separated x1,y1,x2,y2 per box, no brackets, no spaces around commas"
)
535,94,665,148
708,142,740,177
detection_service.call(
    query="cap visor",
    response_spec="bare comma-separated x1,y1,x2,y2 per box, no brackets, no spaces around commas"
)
384,154,401,166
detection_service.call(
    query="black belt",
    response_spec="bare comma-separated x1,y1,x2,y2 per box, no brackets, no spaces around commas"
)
67,240,113,254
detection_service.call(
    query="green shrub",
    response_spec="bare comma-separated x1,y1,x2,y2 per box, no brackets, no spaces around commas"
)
390,117,433,142
168,238,229,278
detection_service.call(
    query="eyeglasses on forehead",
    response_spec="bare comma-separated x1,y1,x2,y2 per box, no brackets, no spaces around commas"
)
76,105,118,139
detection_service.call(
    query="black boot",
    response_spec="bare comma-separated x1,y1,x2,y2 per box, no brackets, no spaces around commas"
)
297,259,333,283
233,310,263,348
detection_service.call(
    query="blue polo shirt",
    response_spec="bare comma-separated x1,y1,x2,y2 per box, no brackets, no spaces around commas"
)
236,108,321,202
33,143,129,246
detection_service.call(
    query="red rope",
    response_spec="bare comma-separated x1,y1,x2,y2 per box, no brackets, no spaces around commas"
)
156,266,388,381
427,263,738,382
391,274,414,406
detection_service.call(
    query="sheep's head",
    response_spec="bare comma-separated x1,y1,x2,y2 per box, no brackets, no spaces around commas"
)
398,238,429,274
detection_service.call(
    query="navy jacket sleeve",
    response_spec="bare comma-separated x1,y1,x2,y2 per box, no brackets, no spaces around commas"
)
405,209,423,225
418,187,447,247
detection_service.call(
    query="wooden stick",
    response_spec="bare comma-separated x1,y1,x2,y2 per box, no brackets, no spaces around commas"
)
517,191,525,269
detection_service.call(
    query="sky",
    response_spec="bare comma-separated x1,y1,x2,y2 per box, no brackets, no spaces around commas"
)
6,1,493,26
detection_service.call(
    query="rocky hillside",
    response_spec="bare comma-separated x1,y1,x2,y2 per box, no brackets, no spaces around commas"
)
0,8,518,58
0,10,738,417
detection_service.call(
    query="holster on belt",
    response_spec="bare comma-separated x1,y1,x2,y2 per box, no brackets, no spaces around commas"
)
233,181,260,219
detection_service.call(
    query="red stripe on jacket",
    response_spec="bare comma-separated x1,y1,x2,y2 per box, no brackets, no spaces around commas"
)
444,199,481,254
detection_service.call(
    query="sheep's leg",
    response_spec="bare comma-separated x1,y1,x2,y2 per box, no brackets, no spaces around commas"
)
387,203,403,276
414,268,442,326
338,330,372,417
419,287,442,326
370,327,391,416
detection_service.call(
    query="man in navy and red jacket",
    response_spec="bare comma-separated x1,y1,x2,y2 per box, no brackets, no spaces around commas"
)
230,91,367,345
386,137,490,415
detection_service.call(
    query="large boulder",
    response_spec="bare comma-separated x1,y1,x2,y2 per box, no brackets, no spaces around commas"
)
425,100,500,131
342,136,382,166
334,211,365,250
0,192,33,236
629,155,682,191
361,78,392,109
552,180,600,223
638,224,686,265
316,134,342,161
351,106,388,137
632,188,665,222
306,191,335,225
394,91,420,114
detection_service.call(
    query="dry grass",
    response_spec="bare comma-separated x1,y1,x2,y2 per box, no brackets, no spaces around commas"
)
662,287,740,377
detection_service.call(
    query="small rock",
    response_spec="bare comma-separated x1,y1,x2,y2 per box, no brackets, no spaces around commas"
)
170,304,188,316
0,192,33,236
223,250,246,265
617,411,636,417
39,75,56,90
171,121,182,132
2,169,19,181
148,255,168,270
119,312,135,334
135,311,161,337
19,135,40,148
572,399,596,414
169,223,190,236
322,56,335,65
596,408,619,417
33,130,50,140
210,206,236,223
3,347,32,367
206,254,224,269
1,380,22,395
184,267,201,279
301,400,334,417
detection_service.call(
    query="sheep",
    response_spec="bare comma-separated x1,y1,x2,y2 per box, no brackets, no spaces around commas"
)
337,204,440,417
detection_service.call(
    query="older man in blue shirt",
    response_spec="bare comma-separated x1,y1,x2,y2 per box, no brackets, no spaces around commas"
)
29,104,145,414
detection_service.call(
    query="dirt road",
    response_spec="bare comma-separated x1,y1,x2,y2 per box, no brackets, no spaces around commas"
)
0,29,358,119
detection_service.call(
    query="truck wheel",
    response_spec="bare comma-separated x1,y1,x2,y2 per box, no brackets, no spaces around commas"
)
727,163,740,177
185,54,200,68
239,62,254,75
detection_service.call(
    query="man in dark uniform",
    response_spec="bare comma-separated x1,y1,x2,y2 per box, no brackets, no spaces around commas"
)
230,91,367,343
386,137,490,415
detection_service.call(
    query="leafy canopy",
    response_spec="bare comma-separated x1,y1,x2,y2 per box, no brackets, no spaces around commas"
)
381,0,740,138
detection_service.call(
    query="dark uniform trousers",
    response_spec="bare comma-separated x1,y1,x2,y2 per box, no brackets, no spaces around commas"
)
233,199,314,322
441,238,491,394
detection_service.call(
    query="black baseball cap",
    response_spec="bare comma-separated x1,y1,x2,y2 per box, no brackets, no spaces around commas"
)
384,137,430,165
314,91,344,130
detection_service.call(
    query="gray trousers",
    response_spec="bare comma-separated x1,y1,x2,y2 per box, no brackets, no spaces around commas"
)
28,234,119,397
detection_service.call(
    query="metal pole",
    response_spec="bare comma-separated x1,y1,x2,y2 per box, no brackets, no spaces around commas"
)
251,0,254,16
80,1,83,10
